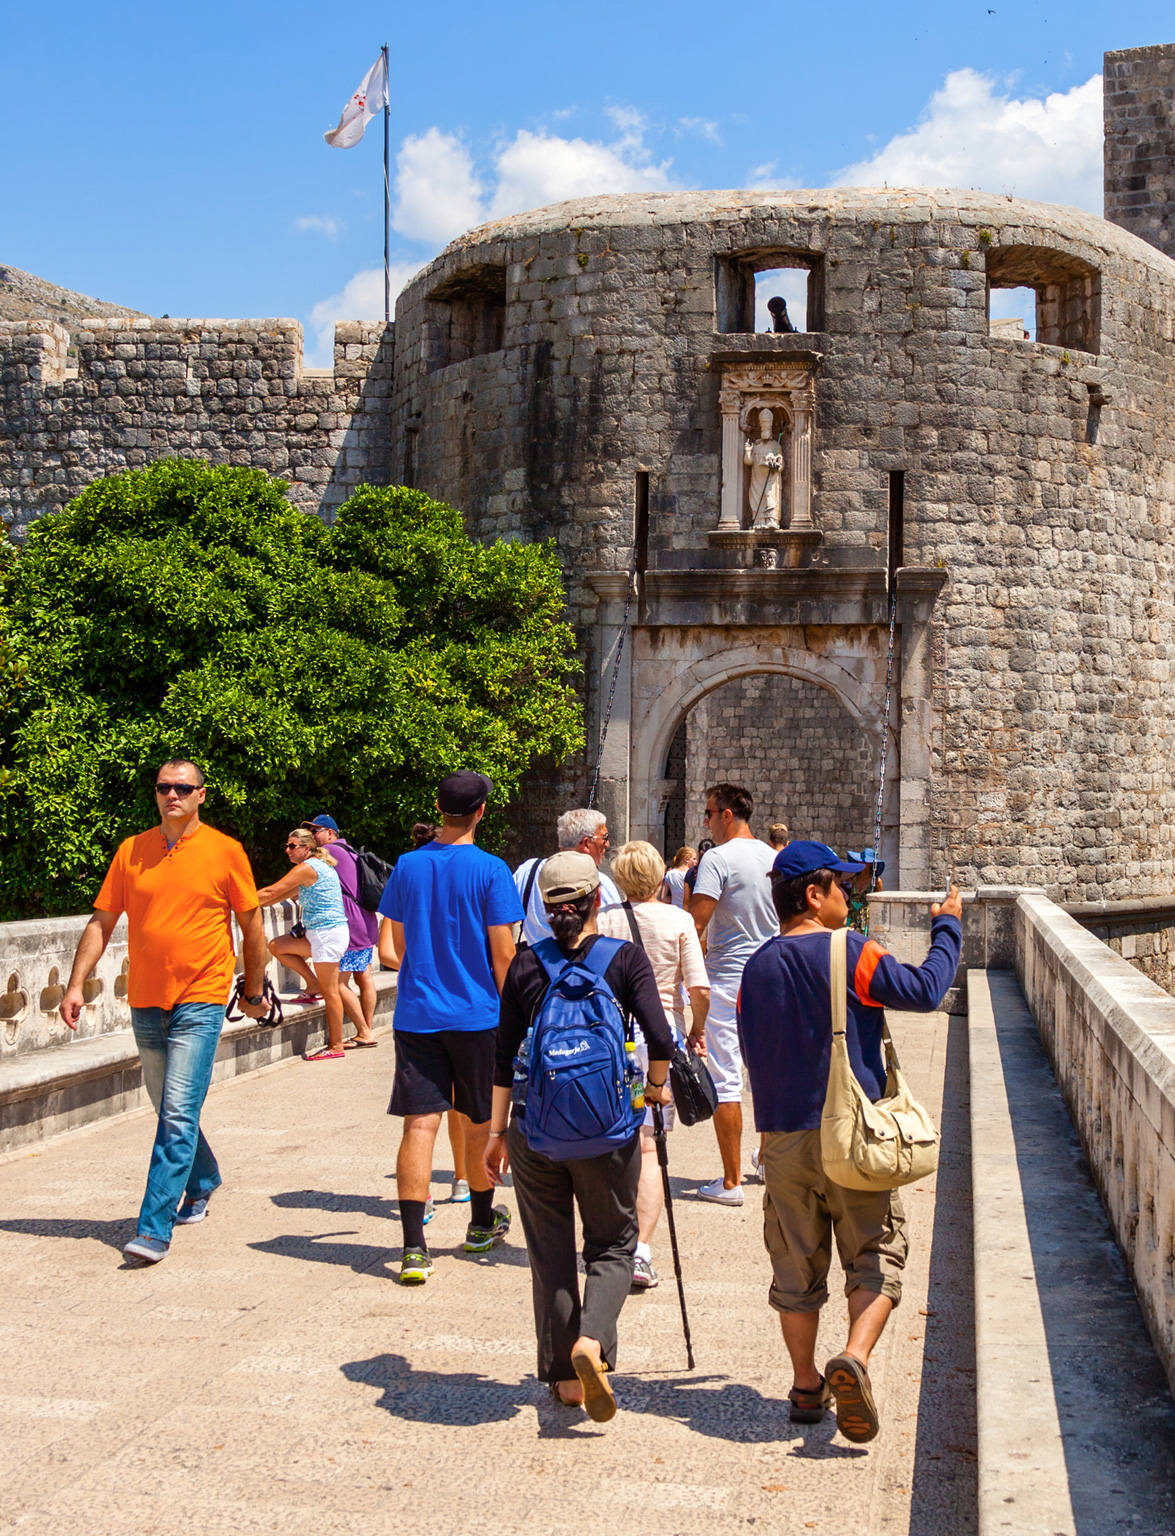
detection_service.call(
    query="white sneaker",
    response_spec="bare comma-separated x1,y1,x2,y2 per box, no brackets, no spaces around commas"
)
697,1177,744,1206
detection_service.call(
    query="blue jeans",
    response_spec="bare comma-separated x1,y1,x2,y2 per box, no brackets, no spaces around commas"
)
130,1002,225,1242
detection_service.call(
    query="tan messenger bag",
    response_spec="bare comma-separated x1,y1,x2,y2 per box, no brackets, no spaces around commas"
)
820,925,940,1191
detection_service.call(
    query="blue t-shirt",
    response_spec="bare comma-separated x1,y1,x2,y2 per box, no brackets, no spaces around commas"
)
738,916,962,1134
378,841,524,1033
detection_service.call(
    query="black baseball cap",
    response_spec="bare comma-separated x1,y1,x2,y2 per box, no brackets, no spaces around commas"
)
437,770,493,815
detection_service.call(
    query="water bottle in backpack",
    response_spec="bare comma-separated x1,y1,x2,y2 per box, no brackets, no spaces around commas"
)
522,936,641,1161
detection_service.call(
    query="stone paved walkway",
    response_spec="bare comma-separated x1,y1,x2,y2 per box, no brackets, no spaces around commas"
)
0,1012,976,1535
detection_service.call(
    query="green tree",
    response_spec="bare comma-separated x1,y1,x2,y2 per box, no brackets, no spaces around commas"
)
0,461,582,918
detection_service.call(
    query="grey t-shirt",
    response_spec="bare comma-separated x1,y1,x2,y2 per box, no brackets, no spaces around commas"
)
692,838,779,994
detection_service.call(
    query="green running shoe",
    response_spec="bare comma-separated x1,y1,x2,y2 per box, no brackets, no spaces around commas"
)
463,1205,511,1253
399,1247,433,1285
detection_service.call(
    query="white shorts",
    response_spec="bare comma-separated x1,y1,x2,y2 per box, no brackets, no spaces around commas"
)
308,923,351,965
705,992,744,1103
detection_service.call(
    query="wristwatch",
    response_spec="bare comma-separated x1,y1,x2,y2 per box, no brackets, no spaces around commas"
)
244,993,264,1007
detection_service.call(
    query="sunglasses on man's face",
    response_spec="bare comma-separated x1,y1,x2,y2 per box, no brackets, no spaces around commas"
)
156,783,199,797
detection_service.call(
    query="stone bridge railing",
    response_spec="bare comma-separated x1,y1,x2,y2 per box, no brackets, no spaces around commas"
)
0,901,306,1059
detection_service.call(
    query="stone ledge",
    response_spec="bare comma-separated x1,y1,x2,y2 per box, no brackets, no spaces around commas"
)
0,975,397,1154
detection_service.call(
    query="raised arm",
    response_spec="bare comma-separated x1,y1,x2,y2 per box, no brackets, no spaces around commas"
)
60,909,121,1030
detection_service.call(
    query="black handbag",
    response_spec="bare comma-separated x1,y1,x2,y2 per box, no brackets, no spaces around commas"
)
619,900,718,1125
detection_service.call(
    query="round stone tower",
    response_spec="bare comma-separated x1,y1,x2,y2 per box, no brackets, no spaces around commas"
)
388,188,1175,900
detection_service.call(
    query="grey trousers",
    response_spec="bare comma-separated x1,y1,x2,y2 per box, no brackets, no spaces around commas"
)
507,1119,641,1382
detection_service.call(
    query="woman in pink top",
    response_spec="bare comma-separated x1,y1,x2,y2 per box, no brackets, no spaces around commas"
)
598,841,710,1290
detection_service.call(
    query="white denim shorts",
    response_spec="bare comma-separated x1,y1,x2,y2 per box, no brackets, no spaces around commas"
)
704,991,745,1103
307,923,351,965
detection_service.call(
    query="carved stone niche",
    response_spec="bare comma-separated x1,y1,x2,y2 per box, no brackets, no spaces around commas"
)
716,361,817,536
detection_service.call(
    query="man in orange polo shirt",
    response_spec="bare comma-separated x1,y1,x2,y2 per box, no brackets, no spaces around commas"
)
60,758,268,1266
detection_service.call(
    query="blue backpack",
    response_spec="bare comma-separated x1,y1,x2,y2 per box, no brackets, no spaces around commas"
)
522,936,640,1161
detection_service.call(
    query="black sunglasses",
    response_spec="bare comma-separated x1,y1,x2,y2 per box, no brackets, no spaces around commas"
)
155,783,199,796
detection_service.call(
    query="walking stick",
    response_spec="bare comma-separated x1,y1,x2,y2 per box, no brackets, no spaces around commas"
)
651,1102,695,1370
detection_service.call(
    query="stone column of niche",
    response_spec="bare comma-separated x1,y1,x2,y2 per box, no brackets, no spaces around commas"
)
718,383,743,529
789,388,814,529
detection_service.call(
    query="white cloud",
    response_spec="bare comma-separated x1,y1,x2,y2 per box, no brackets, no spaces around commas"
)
393,127,484,245
678,116,722,145
488,127,672,218
295,215,342,239
306,260,422,366
833,69,1103,213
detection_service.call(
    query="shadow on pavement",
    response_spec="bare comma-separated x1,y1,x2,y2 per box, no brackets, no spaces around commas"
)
0,1216,132,1251
619,1373,867,1451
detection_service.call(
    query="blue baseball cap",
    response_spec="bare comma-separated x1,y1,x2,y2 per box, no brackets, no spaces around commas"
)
301,814,339,832
771,840,867,879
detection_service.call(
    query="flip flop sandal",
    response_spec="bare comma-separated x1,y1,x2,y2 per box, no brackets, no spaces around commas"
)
788,1374,833,1424
343,1038,379,1049
305,1046,345,1061
825,1354,880,1443
571,1347,617,1423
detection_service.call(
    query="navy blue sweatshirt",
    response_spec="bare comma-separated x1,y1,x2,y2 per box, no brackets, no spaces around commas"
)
737,916,962,1133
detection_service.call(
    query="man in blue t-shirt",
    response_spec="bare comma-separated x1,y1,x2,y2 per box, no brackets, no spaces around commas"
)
377,771,524,1283
738,840,962,1448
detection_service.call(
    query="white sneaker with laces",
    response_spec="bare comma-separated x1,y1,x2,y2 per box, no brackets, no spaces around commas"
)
697,1176,744,1206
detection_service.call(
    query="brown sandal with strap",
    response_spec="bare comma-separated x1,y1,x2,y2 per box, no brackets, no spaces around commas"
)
788,1374,833,1423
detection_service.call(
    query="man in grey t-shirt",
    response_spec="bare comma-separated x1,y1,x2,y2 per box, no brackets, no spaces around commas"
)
690,783,778,1205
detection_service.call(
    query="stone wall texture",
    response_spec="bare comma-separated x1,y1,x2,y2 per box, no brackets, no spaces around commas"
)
681,674,877,852
1105,43,1175,260
7,124,1175,899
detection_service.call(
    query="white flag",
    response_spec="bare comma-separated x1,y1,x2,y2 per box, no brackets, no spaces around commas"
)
323,55,388,149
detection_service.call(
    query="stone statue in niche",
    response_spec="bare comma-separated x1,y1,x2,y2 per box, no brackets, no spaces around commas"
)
744,407,784,528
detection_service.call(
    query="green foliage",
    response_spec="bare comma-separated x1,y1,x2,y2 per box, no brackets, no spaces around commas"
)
0,461,583,918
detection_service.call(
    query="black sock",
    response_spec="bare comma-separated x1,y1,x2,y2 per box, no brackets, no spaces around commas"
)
470,1188,494,1228
400,1199,428,1252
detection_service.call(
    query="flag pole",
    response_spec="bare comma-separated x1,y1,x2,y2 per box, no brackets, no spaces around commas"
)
382,41,390,324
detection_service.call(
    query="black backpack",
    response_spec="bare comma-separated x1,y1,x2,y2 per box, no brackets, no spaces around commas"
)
338,840,393,911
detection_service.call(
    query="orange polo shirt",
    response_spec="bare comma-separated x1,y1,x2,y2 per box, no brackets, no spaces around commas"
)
95,823,259,1009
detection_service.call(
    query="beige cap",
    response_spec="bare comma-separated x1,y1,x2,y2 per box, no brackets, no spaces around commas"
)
538,851,600,904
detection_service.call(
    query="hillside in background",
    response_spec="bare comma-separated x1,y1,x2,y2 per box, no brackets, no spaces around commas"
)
0,262,148,327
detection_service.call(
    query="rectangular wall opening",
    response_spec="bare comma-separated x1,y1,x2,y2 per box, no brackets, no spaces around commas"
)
985,245,1100,353
426,264,507,367
634,471,650,575
716,250,824,334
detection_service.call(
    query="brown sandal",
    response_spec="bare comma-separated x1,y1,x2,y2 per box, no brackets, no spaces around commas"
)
571,1346,617,1423
825,1354,880,1443
788,1374,832,1424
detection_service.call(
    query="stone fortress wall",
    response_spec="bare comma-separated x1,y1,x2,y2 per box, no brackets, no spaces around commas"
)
3,45,1175,900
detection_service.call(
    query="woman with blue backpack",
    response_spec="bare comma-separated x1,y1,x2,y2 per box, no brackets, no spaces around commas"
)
483,852,674,1423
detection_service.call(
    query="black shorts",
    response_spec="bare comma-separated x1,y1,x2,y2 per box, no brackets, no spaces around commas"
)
387,1027,496,1123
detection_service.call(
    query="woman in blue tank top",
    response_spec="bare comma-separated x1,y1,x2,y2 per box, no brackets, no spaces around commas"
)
256,830,354,1060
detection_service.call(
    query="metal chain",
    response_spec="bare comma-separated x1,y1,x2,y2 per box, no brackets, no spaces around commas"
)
870,589,899,920
588,569,637,810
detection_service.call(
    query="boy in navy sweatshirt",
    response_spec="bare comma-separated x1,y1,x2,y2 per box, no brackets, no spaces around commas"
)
738,840,963,1447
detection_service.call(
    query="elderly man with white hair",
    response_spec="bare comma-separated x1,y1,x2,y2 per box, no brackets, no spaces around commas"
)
514,808,623,947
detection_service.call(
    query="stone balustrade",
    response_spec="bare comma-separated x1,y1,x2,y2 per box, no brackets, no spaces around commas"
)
0,900,320,1059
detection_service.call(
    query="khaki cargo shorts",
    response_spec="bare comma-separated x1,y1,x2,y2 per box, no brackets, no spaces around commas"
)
760,1128,908,1313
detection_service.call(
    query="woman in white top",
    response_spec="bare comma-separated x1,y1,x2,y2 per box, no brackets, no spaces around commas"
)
659,845,697,909
598,841,710,1289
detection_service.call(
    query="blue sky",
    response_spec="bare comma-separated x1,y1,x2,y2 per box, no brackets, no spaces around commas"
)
3,2,1169,361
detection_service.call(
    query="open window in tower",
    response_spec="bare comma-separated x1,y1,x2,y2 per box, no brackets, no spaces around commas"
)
985,245,1100,354
715,249,825,334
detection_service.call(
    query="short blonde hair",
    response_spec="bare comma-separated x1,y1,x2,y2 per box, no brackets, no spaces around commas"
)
287,828,338,866
611,840,666,902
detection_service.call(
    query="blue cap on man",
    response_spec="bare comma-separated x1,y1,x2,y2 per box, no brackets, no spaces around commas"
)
301,814,339,832
771,839,867,879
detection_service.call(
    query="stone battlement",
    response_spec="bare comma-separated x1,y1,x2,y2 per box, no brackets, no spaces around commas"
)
0,316,394,533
